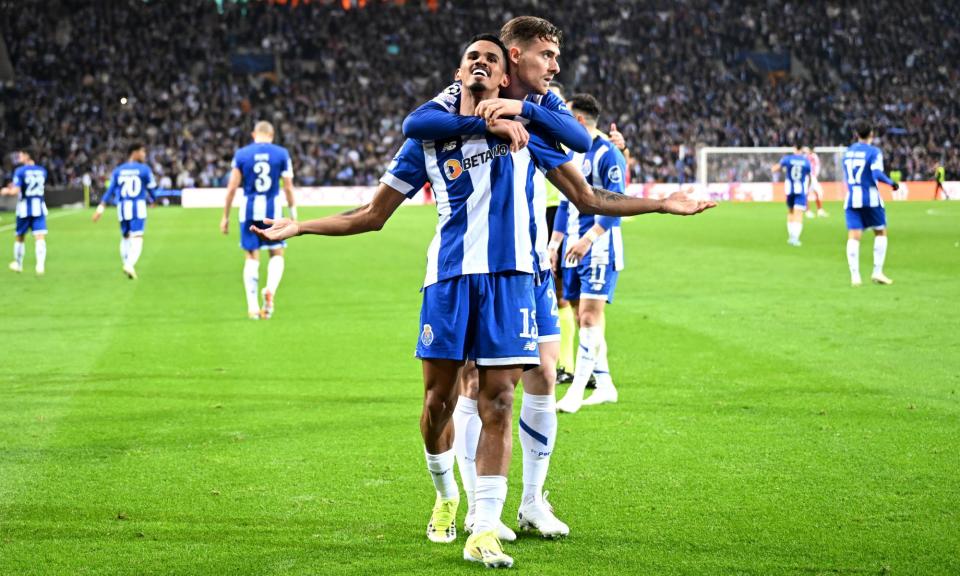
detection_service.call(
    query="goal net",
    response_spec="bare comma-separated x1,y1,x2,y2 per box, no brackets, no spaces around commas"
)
696,146,846,185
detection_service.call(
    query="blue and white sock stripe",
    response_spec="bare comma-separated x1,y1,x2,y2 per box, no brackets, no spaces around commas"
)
518,417,549,446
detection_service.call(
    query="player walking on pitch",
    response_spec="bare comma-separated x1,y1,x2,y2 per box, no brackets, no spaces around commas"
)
771,145,811,246
802,146,828,217
220,121,298,319
842,121,898,286
551,94,628,413
3,150,48,275
92,143,157,279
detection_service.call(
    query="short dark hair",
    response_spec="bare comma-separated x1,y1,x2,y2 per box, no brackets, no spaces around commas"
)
128,142,145,156
18,148,33,161
853,120,873,140
500,16,563,49
568,93,601,121
549,80,565,95
464,33,511,75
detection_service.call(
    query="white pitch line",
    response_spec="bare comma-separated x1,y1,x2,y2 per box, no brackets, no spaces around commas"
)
0,209,84,232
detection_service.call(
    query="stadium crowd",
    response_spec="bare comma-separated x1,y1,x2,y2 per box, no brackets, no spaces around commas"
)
1,0,957,188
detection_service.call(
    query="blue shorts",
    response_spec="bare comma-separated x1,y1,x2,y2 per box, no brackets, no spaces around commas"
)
563,263,620,304
15,215,47,236
242,220,286,251
120,218,146,237
417,272,539,367
786,194,807,211
535,270,561,343
845,207,886,230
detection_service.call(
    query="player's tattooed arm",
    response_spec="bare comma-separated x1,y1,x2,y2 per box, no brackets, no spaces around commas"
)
547,161,716,217
252,183,407,241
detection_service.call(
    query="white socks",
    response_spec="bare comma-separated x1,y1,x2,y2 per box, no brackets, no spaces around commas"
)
568,325,603,399
873,236,888,275
787,221,802,243
34,239,46,270
593,339,613,389
243,259,260,313
519,393,556,505
474,475,507,534
424,447,459,501
847,239,860,279
452,396,481,513
266,255,285,294
120,238,130,264
127,237,143,266
13,241,25,266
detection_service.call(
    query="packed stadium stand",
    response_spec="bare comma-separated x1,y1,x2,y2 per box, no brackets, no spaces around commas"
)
1,0,957,188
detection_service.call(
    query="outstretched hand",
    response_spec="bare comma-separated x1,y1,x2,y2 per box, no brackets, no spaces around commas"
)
661,191,717,216
251,218,300,242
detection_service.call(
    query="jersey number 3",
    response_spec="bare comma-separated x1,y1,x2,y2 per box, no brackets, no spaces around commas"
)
253,161,272,193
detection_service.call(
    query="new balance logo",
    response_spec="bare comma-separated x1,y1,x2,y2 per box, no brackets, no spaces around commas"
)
523,341,537,351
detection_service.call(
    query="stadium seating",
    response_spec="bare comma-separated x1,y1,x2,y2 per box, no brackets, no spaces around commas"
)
1,0,956,188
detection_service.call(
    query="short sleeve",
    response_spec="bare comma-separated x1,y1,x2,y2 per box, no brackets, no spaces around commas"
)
527,131,574,173
431,81,463,113
282,150,294,178
12,167,22,188
380,139,428,198
600,147,627,193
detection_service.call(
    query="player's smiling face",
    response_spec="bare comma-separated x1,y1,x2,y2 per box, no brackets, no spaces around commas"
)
512,36,560,95
456,40,509,94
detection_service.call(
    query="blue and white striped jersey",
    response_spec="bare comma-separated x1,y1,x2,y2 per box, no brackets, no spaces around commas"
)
778,153,811,196
381,133,569,288
408,82,587,274
555,134,627,271
232,142,293,222
102,161,157,221
12,164,48,218
843,142,893,209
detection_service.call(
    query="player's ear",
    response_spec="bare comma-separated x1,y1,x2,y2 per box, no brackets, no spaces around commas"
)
509,46,522,66
500,71,511,89
454,68,461,81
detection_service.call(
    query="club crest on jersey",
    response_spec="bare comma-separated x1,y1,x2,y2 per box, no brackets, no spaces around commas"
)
581,158,592,177
420,324,434,347
607,165,623,184
443,159,463,180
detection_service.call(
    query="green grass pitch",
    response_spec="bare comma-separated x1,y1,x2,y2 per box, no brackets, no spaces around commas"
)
1,202,958,575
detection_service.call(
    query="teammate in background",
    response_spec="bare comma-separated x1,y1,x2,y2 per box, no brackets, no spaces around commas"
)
934,164,949,200
220,121,297,319
802,146,828,217
551,94,628,413
92,143,157,279
2,150,48,274
544,82,577,385
771,145,811,246
553,85,631,385
842,121,898,286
